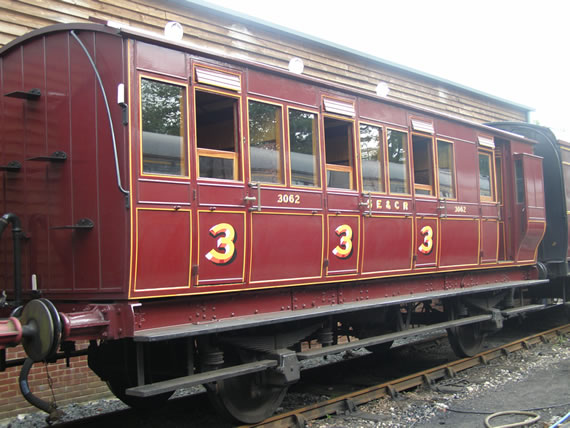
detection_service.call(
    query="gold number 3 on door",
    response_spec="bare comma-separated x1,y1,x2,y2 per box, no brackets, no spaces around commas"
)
206,223,236,264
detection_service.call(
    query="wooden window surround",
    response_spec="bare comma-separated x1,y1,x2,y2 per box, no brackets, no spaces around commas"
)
197,148,238,180
387,128,410,195
436,140,456,199
324,116,354,190
248,100,284,184
195,89,240,180
412,134,435,196
479,150,495,202
140,76,188,177
288,108,320,188
359,123,385,193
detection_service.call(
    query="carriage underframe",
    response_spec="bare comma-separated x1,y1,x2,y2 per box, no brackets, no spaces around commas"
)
1,267,567,423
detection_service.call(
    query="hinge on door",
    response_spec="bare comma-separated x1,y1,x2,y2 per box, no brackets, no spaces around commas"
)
27,151,67,162
0,161,21,172
191,265,199,276
4,88,41,100
51,218,94,230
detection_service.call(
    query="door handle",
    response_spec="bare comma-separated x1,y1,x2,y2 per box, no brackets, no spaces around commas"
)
247,182,261,211
360,192,372,217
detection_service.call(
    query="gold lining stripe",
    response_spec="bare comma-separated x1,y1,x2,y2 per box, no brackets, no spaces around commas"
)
196,210,246,286
133,208,192,292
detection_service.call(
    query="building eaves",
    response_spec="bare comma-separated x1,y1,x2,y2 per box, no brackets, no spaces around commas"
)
175,0,532,113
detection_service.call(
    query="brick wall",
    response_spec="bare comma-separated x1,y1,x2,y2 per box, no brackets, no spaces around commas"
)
0,342,112,420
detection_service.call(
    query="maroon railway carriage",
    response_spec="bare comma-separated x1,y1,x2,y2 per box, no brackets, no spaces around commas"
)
0,22,561,423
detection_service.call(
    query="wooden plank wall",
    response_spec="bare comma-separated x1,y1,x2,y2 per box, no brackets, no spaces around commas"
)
0,0,525,127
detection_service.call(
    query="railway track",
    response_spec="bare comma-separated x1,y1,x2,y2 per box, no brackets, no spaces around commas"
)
242,323,570,428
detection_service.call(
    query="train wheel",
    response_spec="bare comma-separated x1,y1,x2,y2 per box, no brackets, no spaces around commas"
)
447,323,484,357
446,301,485,357
206,348,287,424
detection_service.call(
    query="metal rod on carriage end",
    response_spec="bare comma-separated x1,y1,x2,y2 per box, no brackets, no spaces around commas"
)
297,314,493,360
69,30,129,205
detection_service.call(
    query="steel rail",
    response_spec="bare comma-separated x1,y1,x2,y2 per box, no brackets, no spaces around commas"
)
241,323,570,428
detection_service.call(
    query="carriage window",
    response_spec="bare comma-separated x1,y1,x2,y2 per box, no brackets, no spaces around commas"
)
514,159,524,204
479,151,494,201
495,157,503,204
360,124,384,192
141,78,188,176
196,90,239,180
289,109,320,187
412,135,435,196
324,117,354,189
437,140,455,199
248,101,284,184
387,129,409,194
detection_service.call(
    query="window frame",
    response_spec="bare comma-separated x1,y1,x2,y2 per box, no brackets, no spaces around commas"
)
478,148,496,203
436,138,457,200
386,127,411,195
138,73,190,179
287,106,322,189
246,97,286,186
358,120,387,194
495,155,503,205
323,113,357,191
411,133,436,197
194,87,243,182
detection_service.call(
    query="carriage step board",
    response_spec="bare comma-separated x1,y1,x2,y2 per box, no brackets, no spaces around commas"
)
297,302,558,360
501,303,547,317
126,359,278,397
297,314,494,360
133,279,549,342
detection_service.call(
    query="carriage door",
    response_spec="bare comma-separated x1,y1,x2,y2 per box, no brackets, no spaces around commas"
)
132,73,193,298
193,66,248,287
410,119,438,269
513,153,546,262
478,136,500,264
322,98,361,277
494,138,509,261
247,102,325,285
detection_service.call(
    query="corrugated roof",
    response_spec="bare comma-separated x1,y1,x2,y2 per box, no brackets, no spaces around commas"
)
179,0,532,113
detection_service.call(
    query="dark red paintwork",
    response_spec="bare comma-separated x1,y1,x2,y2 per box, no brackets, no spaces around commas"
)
0,23,546,340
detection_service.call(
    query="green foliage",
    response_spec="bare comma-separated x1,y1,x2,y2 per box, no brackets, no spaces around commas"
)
289,109,316,154
141,79,183,136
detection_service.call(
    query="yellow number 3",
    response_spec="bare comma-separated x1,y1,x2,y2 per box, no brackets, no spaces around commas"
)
206,223,236,265
418,225,434,255
332,224,353,259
